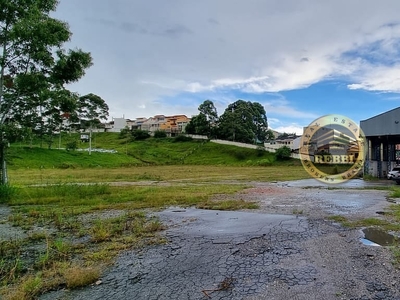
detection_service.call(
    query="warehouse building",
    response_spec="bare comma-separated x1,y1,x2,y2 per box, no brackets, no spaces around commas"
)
360,107,400,178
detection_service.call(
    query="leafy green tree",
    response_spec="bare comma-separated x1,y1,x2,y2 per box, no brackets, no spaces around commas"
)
132,129,150,140
275,146,292,160
68,93,109,155
154,130,167,138
265,129,275,141
119,126,131,139
185,113,208,135
198,100,218,137
0,0,93,184
217,100,268,144
71,93,109,131
186,100,218,137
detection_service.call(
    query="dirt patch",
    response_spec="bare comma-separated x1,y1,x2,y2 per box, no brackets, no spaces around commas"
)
0,205,27,240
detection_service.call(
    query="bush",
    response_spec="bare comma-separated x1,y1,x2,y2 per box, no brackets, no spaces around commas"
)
119,127,131,139
154,130,167,138
66,140,78,151
132,130,150,141
257,158,273,166
275,146,291,160
173,135,193,142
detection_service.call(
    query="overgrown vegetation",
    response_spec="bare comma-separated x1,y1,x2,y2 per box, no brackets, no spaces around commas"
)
0,184,16,203
275,146,291,160
6,132,304,170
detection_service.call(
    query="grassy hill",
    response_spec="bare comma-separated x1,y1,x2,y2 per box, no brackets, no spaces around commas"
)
6,132,299,169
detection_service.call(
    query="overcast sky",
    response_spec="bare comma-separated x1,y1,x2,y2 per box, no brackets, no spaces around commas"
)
54,0,400,134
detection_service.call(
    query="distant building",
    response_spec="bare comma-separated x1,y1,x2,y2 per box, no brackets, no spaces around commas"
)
104,117,129,132
159,115,191,136
104,114,191,136
275,134,298,147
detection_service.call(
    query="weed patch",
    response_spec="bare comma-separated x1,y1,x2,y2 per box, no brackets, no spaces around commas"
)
197,199,259,210
64,265,101,289
0,184,17,203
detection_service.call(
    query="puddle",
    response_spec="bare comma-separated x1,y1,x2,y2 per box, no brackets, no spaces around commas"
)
361,227,396,246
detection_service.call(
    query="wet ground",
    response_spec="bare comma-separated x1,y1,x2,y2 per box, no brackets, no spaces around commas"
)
34,179,400,299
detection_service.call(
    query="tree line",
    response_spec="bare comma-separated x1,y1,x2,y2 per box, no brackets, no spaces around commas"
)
185,99,274,144
0,0,109,185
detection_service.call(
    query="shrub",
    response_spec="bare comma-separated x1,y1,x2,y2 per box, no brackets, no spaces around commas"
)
154,130,167,138
66,140,78,151
257,158,273,166
275,146,291,160
119,127,131,139
173,135,193,142
132,130,150,141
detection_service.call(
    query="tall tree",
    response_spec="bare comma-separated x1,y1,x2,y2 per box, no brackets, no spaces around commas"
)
185,113,208,135
72,93,109,131
0,0,93,184
217,100,268,144
185,100,218,137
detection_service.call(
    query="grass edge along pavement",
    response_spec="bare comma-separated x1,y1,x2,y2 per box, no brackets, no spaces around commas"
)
0,174,259,300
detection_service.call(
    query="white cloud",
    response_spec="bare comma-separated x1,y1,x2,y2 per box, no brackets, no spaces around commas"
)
347,64,400,92
263,99,319,120
273,125,304,136
55,0,400,121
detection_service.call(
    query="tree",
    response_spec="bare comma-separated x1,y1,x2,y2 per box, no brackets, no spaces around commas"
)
72,93,109,131
185,113,208,135
265,129,275,141
185,100,218,137
69,93,108,155
198,100,218,137
217,100,268,144
154,130,167,138
275,146,292,160
132,129,150,140
0,0,93,184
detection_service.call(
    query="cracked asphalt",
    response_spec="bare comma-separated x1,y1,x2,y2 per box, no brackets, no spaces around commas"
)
40,179,400,300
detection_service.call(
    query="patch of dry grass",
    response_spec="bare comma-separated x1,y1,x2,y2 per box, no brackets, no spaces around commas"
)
9,165,310,185
64,265,101,289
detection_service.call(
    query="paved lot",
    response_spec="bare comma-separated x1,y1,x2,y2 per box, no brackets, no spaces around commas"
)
41,180,400,300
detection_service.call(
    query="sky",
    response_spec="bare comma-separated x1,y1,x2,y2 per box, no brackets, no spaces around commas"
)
54,0,400,135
